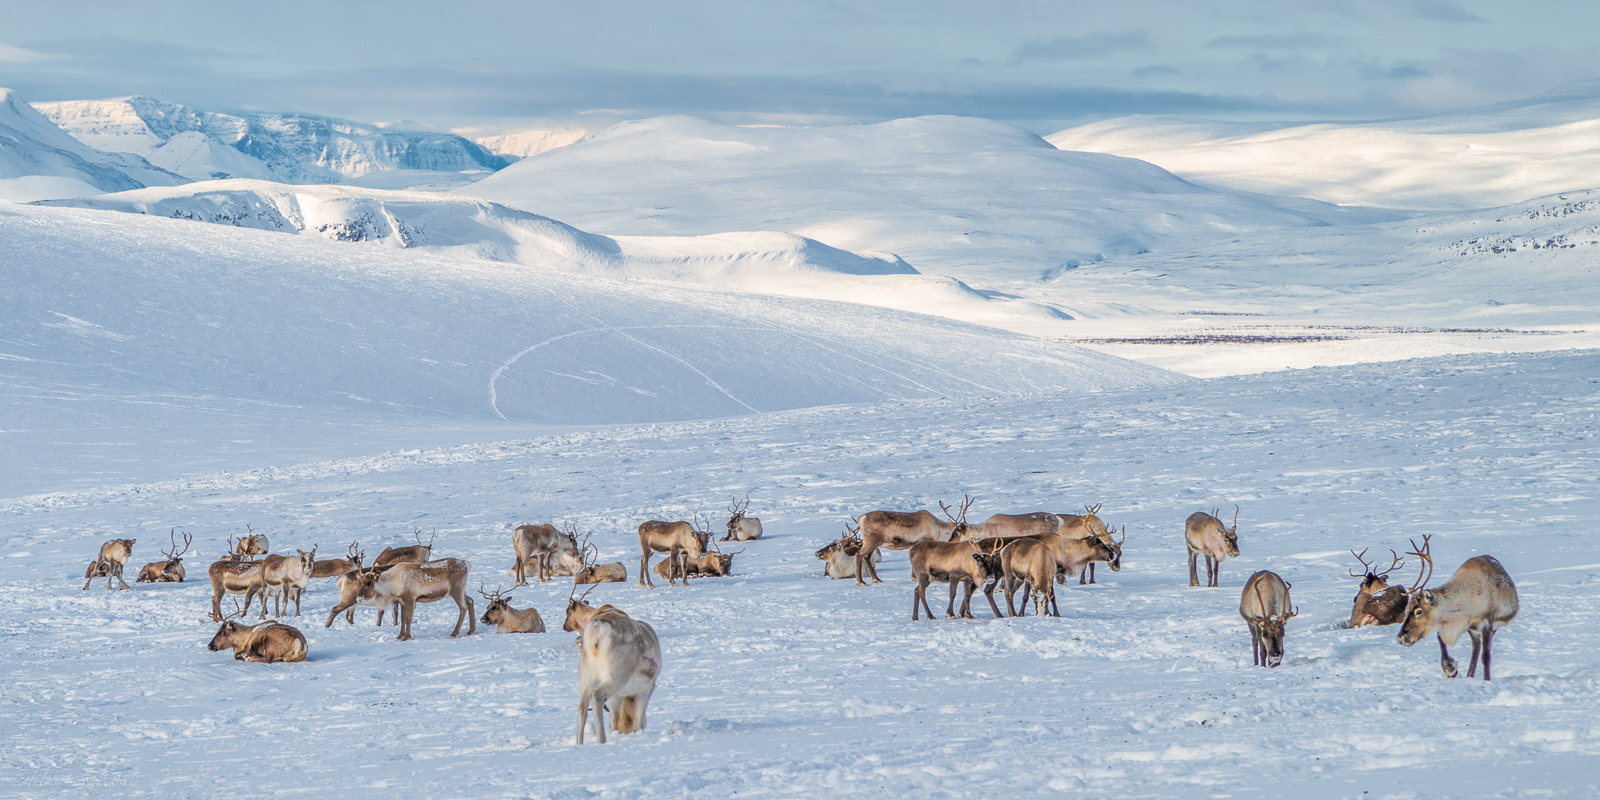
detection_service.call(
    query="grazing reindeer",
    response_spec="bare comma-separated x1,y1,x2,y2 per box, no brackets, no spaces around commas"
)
908,534,1005,620
208,556,267,621
311,542,365,579
479,585,546,633
1347,545,1413,627
636,518,708,588
1240,571,1297,667
573,602,662,744
573,534,628,584
83,538,136,590
358,558,476,641
136,530,191,583
373,528,435,568
235,525,269,560
1055,505,1115,584
724,495,764,541
1001,538,1060,617
325,564,402,627
973,511,1062,540
816,522,882,579
511,523,582,584
208,604,308,663
1185,506,1241,588
854,496,975,586
1397,543,1518,681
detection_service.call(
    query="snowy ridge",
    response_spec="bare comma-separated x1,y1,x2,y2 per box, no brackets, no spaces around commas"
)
0,88,186,200
34,96,510,184
470,127,591,159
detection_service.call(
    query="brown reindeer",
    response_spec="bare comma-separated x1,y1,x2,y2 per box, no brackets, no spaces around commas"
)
854,496,974,586
373,528,435,568
209,556,268,621
208,604,308,663
235,525,269,560
257,546,317,618
652,538,742,580
636,517,708,588
311,542,365,579
1001,538,1060,617
572,533,628,584
724,495,764,542
324,563,402,627
1397,546,1518,681
973,511,1062,540
511,523,581,584
1347,545,1413,627
358,558,476,641
816,522,882,579
1055,505,1115,584
908,534,1005,620
478,585,546,633
1240,571,1297,667
574,603,662,744
136,530,191,583
83,538,136,590
1185,506,1241,588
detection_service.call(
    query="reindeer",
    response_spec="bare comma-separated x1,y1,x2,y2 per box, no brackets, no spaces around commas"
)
209,557,268,621
235,525,269,560
572,533,628,584
511,523,581,584
724,495,764,541
653,538,742,580
1396,542,1518,681
136,530,190,583
256,546,317,618
311,542,365,579
1240,571,1297,667
208,603,308,663
1185,506,1240,588
572,601,662,744
83,538,136,590
325,564,402,627
478,585,546,633
1049,527,1123,584
1056,505,1116,584
1001,538,1060,617
1347,545,1413,627
816,521,882,579
358,558,476,641
636,517,708,588
854,496,975,586
972,511,1062,540
373,528,435,568
908,533,1005,620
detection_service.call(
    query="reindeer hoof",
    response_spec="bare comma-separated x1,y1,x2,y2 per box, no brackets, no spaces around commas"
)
1441,658,1458,679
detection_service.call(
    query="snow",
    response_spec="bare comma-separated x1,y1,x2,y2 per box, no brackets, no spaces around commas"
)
470,128,591,159
0,88,185,195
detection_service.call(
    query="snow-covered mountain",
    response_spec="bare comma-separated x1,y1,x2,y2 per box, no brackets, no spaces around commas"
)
462,116,1399,286
1047,82,1600,210
39,181,1069,325
34,96,511,184
0,88,186,201
469,127,590,159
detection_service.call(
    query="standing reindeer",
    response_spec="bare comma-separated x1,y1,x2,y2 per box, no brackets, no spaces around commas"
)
258,546,317,618
570,598,662,744
1396,542,1518,681
1240,571,1297,667
358,558,476,641
973,511,1062,540
1055,505,1115,584
1185,506,1241,588
854,496,975,586
724,496,763,541
136,530,191,583
373,528,435,568
1347,544,1415,627
816,522,881,579
636,517,708,588
1000,538,1060,617
478,585,546,633
311,542,365,579
83,538,136,590
209,556,267,620
908,532,1005,620
511,523,581,585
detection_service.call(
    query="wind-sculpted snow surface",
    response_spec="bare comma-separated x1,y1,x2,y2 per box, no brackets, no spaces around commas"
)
1,349,1597,797
464,115,1398,283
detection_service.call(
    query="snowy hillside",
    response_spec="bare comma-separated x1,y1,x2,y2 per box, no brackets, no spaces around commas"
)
37,181,1070,325
1047,82,1600,210
470,127,591,158
34,96,510,184
0,88,185,201
463,115,1400,284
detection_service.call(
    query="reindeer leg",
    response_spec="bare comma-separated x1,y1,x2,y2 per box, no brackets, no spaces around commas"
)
1188,551,1199,587
1048,582,1061,617
326,599,356,628
912,577,923,620
945,579,959,619
640,551,653,588
960,579,977,619
576,690,591,745
398,599,414,641
983,580,1004,619
1087,563,1096,585
115,563,130,591
1437,635,1458,678
854,552,868,586
1466,629,1483,678
1481,627,1494,681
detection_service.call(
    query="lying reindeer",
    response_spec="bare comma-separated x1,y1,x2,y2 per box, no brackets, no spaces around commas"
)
1396,541,1518,681
208,604,308,663
478,585,545,633
651,540,741,580
373,528,435,568
724,495,764,542
1347,545,1413,627
567,593,662,745
1240,570,1297,668
816,522,882,579
1185,506,1240,588
234,525,269,560
136,530,190,583
855,496,975,586
83,538,136,590
572,533,628,584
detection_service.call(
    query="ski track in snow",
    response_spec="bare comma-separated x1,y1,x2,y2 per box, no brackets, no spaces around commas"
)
2,349,1599,798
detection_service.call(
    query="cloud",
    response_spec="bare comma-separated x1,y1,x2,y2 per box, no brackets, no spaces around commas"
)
1404,0,1486,23
1013,31,1151,63
1204,33,1355,50
1132,65,1180,78
0,43,62,63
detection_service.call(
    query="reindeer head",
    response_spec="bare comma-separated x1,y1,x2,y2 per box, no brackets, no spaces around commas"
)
347,541,366,571
563,584,600,632
727,495,751,531
690,514,714,555
939,495,975,541
972,538,1006,580
1250,607,1298,667
1101,526,1126,573
1216,505,1241,557
208,600,250,650
479,585,513,625
1395,536,1437,646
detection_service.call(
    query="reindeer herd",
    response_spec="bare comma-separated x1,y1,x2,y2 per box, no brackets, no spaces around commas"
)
74,494,1521,743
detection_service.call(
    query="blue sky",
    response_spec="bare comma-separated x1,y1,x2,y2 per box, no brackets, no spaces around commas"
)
2,0,1598,133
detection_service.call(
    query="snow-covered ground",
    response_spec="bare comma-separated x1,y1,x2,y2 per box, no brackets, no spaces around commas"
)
4,348,1597,798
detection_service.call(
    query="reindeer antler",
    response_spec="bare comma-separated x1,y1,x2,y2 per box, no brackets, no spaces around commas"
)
729,494,750,518
221,598,246,621
1085,503,1101,516
1348,548,1372,578
478,583,509,603
1233,504,1241,528
1406,535,1434,592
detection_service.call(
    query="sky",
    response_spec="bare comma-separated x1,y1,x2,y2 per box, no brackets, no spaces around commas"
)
3,0,1600,135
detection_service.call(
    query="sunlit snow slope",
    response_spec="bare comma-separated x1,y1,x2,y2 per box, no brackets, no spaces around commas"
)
0,88,185,200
